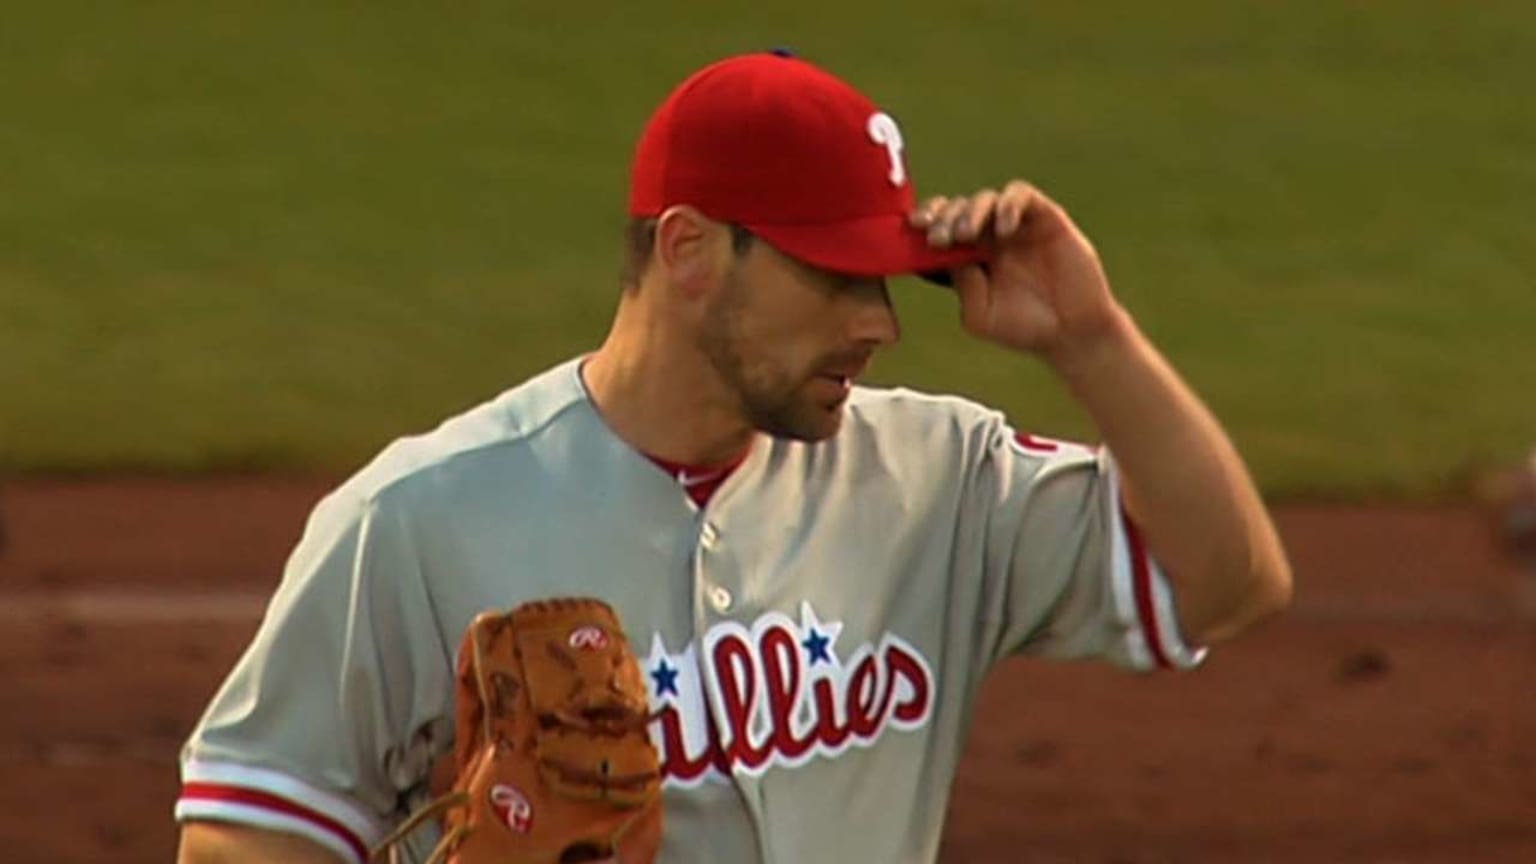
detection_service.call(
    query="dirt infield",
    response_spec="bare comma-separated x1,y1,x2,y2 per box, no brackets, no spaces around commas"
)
1,477,1532,862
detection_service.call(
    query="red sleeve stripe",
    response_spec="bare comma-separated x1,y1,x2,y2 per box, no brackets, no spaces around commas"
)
1013,432,1061,453
1121,509,1172,670
179,783,369,863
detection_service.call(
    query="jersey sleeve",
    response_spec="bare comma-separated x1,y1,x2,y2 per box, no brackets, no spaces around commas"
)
970,421,1208,671
175,484,454,864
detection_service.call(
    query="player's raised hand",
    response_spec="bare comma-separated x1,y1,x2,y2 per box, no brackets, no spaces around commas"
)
911,181,1122,365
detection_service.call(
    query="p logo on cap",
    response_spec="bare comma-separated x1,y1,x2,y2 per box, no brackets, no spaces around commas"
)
866,112,906,187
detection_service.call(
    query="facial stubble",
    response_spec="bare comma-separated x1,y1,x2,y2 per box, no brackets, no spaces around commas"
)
698,272,845,443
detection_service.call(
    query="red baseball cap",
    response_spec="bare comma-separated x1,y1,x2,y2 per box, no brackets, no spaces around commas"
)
628,51,988,279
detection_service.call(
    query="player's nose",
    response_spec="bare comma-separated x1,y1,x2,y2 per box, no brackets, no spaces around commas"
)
847,280,901,347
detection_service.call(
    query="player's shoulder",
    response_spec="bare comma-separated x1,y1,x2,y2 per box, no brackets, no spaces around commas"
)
320,358,591,512
842,384,1095,464
830,385,1006,471
846,384,1004,439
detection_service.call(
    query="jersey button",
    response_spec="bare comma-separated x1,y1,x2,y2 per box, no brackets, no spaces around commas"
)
709,585,733,612
700,522,721,550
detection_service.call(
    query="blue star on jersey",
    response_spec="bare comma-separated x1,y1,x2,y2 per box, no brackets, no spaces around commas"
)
796,601,843,669
802,630,832,665
650,657,680,697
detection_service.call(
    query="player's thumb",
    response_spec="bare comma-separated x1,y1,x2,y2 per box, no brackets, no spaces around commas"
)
951,263,993,337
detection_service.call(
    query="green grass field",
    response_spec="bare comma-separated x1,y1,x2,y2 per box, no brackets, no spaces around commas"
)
2,1,1533,497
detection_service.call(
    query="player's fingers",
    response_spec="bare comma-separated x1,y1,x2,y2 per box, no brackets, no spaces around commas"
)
1019,184,1079,243
928,196,975,248
994,180,1038,239
908,196,950,229
951,188,1000,243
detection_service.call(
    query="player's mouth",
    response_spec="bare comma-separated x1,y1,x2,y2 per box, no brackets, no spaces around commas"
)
813,358,870,399
816,375,853,400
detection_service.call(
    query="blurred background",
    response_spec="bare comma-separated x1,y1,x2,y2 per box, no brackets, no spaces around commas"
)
1,2,1532,861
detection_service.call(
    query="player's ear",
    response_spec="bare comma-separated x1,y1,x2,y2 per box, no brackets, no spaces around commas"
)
655,206,728,299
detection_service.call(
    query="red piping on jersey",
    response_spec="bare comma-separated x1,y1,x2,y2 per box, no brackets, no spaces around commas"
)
179,783,368,863
1121,509,1172,669
1013,432,1061,452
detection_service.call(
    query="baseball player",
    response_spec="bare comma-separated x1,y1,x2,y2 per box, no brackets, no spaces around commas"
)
176,51,1291,863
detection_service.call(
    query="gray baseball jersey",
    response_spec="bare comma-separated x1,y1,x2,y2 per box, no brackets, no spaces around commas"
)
176,356,1204,863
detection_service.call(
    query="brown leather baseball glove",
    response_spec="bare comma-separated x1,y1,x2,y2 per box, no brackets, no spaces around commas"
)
374,598,663,864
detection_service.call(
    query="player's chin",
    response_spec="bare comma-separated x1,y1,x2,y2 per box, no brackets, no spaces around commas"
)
755,397,847,443
803,406,847,441
793,393,852,441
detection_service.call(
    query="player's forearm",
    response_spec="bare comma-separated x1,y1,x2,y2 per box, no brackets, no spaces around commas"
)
177,821,348,864
1047,305,1292,643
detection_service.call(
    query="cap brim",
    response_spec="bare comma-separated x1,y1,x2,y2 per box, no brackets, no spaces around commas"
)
747,212,989,285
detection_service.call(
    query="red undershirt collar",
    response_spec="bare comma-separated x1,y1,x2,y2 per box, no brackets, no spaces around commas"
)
646,445,753,508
